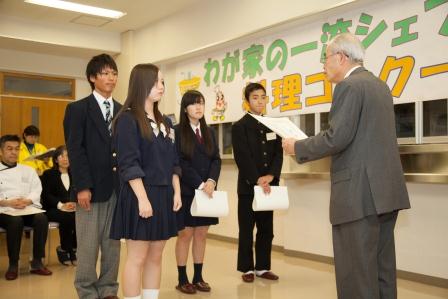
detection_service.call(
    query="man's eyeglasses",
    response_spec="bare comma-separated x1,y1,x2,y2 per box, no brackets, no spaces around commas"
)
322,52,349,63
99,71,118,77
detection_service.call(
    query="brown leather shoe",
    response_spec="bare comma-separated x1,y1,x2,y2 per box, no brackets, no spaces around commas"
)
241,273,254,283
30,267,52,276
176,283,196,294
5,269,18,280
256,271,279,280
194,281,211,292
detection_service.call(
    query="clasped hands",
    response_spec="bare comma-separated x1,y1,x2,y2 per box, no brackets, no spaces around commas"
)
2,198,32,209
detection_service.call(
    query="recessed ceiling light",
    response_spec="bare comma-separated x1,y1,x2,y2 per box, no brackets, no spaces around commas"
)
24,0,126,19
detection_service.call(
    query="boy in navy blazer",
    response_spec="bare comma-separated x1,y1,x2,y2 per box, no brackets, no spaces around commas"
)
63,54,122,299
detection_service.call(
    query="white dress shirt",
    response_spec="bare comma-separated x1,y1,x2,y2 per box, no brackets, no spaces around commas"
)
190,122,201,137
56,172,71,210
93,90,114,121
344,65,362,79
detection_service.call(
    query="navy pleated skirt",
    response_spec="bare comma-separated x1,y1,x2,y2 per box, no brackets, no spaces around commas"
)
110,184,178,241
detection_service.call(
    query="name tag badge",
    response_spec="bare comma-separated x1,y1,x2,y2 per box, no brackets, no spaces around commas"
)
266,132,277,141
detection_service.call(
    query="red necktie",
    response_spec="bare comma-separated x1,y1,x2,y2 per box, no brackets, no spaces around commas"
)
195,128,203,144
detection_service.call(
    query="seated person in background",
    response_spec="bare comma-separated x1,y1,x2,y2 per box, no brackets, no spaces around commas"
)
0,134,52,281
19,125,53,176
41,145,77,266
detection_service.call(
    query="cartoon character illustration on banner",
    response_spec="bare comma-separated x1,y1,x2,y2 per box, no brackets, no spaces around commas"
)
211,85,227,121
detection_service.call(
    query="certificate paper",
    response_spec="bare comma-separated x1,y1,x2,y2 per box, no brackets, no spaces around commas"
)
1,206,45,216
253,186,289,211
249,113,308,140
190,190,229,217
23,148,56,161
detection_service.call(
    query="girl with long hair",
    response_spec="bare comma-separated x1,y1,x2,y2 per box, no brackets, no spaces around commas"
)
174,90,221,294
109,63,182,299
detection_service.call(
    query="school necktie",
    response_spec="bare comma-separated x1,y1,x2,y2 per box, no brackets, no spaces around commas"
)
195,128,203,144
103,100,112,134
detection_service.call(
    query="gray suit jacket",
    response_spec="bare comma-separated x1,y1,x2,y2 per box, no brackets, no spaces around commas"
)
295,67,410,225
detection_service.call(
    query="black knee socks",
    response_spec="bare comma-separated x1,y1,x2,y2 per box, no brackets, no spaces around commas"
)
193,263,204,284
177,265,189,285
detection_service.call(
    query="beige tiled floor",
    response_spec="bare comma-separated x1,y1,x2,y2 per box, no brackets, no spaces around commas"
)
0,233,447,299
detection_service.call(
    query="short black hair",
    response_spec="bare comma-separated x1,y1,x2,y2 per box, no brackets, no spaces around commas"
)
23,125,40,137
52,145,67,169
86,53,118,90
244,82,266,101
0,134,21,148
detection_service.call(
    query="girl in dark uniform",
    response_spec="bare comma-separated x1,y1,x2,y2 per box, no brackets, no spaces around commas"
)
110,63,182,299
174,90,221,294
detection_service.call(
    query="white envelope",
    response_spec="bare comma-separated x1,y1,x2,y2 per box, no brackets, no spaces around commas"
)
253,186,289,211
190,190,229,217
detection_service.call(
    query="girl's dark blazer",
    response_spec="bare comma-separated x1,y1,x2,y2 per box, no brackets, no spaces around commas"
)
174,125,221,197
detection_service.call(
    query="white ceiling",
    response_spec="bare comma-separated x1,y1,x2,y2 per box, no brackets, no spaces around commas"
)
0,0,204,32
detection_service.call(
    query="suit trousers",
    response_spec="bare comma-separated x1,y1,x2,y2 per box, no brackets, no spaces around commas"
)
237,194,274,272
0,213,48,265
332,211,399,299
74,193,120,299
46,208,76,252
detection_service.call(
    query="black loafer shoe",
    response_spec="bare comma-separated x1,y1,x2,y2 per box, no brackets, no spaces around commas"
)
56,246,70,266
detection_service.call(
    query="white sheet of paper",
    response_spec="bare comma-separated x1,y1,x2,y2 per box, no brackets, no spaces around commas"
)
1,206,45,216
190,190,229,217
253,186,289,211
249,113,308,140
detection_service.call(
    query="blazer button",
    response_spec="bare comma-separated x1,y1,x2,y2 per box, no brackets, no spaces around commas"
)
263,152,267,155
262,141,265,144
264,163,268,167
112,152,117,157
260,130,264,134
112,167,117,172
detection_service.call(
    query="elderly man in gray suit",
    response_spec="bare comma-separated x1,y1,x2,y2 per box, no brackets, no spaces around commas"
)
283,33,410,299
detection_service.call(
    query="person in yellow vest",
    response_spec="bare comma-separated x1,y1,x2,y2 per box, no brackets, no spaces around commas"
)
18,125,53,176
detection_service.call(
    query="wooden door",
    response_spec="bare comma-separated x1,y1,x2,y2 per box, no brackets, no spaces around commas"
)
0,97,70,148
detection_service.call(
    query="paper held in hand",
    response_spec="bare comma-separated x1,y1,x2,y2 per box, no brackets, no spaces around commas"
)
23,148,56,161
1,206,45,216
190,189,229,217
253,186,289,211
249,113,308,140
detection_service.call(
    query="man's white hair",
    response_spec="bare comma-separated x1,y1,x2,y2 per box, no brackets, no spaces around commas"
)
328,32,365,65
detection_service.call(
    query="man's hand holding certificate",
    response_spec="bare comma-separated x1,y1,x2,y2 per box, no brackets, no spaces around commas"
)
249,114,307,140
248,113,307,155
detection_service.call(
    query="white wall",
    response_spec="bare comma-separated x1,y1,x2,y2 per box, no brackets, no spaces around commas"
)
0,48,91,99
133,0,372,64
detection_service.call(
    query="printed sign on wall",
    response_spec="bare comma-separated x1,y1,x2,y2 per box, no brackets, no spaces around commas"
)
175,0,448,123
